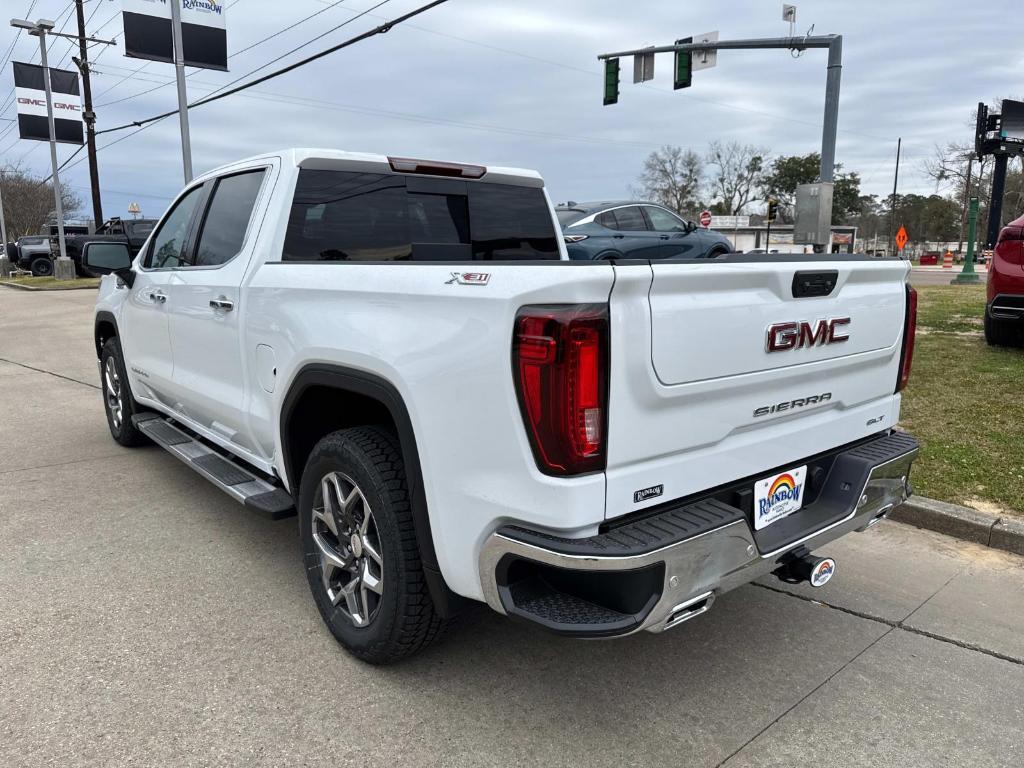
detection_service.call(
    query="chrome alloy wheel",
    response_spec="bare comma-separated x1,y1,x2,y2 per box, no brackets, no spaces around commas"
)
312,471,384,627
103,356,124,429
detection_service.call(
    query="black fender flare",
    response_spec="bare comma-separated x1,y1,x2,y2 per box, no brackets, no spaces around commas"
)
280,364,462,616
94,311,119,356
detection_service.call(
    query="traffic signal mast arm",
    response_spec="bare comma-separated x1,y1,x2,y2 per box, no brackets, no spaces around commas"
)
598,34,839,59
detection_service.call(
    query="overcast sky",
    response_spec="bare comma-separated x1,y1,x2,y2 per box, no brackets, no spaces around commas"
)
0,0,1017,222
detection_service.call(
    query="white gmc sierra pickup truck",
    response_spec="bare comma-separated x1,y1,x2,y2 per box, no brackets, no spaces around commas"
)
87,149,919,663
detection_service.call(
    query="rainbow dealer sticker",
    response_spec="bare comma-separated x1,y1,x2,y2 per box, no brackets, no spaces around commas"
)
753,466,808,530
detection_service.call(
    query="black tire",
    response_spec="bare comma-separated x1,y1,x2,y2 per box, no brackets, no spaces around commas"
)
984,312,1022,347
30,256,53,277
100,338,149,446
706,247,729,258
299,426,446,664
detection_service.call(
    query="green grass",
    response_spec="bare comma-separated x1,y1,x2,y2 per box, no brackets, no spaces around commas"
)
0,275,100,290
900,285,1024,516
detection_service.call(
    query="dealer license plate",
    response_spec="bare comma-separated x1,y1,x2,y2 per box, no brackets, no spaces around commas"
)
753,465,808,531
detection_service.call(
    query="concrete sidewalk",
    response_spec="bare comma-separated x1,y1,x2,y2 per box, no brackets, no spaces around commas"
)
3,287,1023,768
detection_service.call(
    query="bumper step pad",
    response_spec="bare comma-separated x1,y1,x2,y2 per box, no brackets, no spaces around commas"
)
133,414,295,520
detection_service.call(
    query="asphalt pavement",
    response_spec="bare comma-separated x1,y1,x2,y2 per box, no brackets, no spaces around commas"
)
2,287,1023,768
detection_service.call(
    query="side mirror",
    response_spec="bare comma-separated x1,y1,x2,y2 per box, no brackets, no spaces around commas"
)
686,221,698,233
83,241,135,287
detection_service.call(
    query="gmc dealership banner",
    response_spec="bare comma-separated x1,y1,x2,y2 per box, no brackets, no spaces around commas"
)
122,0,228,71
13,62,83,144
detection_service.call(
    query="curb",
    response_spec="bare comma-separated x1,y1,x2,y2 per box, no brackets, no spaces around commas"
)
0,280,99,291
891,496,1024,557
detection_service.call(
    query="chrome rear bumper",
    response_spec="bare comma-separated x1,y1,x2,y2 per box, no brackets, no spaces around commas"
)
479,436,918,636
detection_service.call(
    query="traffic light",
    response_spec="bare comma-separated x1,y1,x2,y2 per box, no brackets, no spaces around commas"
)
674,37,692,89
603,58,620,105
975,102,988,156
767,199,779,222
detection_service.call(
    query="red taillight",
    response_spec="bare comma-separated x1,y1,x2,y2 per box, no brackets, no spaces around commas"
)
896,284,917,393
996,225,1024,265
513,304,609,475
998,225,1024,243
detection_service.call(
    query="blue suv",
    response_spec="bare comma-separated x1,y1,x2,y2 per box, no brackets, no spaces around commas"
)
556,201,734,260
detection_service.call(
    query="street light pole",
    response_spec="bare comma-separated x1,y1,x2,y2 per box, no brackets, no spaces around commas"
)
953,197,981,285
169,0,194,182
32,21,69,270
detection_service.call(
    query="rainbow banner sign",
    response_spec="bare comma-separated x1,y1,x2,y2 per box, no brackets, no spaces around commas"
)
753,465,808,531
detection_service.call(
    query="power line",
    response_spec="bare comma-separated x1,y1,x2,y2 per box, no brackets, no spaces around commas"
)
96,0,352,108
40,0,446,179
88,0,247,103
0,1,38,73
95,0,441,137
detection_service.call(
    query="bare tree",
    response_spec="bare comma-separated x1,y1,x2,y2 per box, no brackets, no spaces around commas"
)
706,141,767,215
633,145,704,215
0,164,81,240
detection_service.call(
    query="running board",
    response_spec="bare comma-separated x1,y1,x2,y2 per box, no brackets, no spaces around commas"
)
133,413,296,519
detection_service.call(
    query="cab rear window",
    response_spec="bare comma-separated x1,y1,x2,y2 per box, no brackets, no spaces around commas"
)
282,169,558,262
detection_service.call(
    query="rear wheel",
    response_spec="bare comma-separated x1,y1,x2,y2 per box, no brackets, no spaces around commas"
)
30,256,53,277
299,426,446,663
100,338,149,446
984,312,1022,347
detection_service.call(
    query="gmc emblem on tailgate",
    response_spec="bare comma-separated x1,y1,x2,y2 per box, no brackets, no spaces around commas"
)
766,317,850,352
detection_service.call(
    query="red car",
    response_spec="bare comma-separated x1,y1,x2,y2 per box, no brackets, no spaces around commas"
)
986,213,1024,347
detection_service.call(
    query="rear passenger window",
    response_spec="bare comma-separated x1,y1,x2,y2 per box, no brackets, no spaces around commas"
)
192,170,266,267
609,206,647,232
469,184,558,260
130,221,155,239
282,170,558,262
284,171,411,261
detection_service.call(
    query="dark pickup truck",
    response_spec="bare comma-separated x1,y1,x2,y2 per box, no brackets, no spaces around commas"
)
59,218,157,276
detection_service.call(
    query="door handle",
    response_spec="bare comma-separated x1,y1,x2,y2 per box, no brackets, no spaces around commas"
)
151,290,167,304
209,296,234,311
659,235,670,240
612,234,625,239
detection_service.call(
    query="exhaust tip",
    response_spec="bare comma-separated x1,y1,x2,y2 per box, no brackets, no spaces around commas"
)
664,591,715,630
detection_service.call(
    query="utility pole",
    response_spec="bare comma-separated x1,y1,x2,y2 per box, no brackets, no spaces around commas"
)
170,0,194,182
74,0,105,227
889,137,901,257
33,20,69,271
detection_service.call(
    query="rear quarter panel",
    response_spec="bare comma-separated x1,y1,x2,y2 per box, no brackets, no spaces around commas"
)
245,261,615,600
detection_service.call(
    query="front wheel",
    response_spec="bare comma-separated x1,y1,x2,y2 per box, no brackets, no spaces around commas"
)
299,426,446,664
100,338,149,446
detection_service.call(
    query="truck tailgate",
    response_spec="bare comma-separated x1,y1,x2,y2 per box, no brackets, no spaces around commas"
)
604,258,910,520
